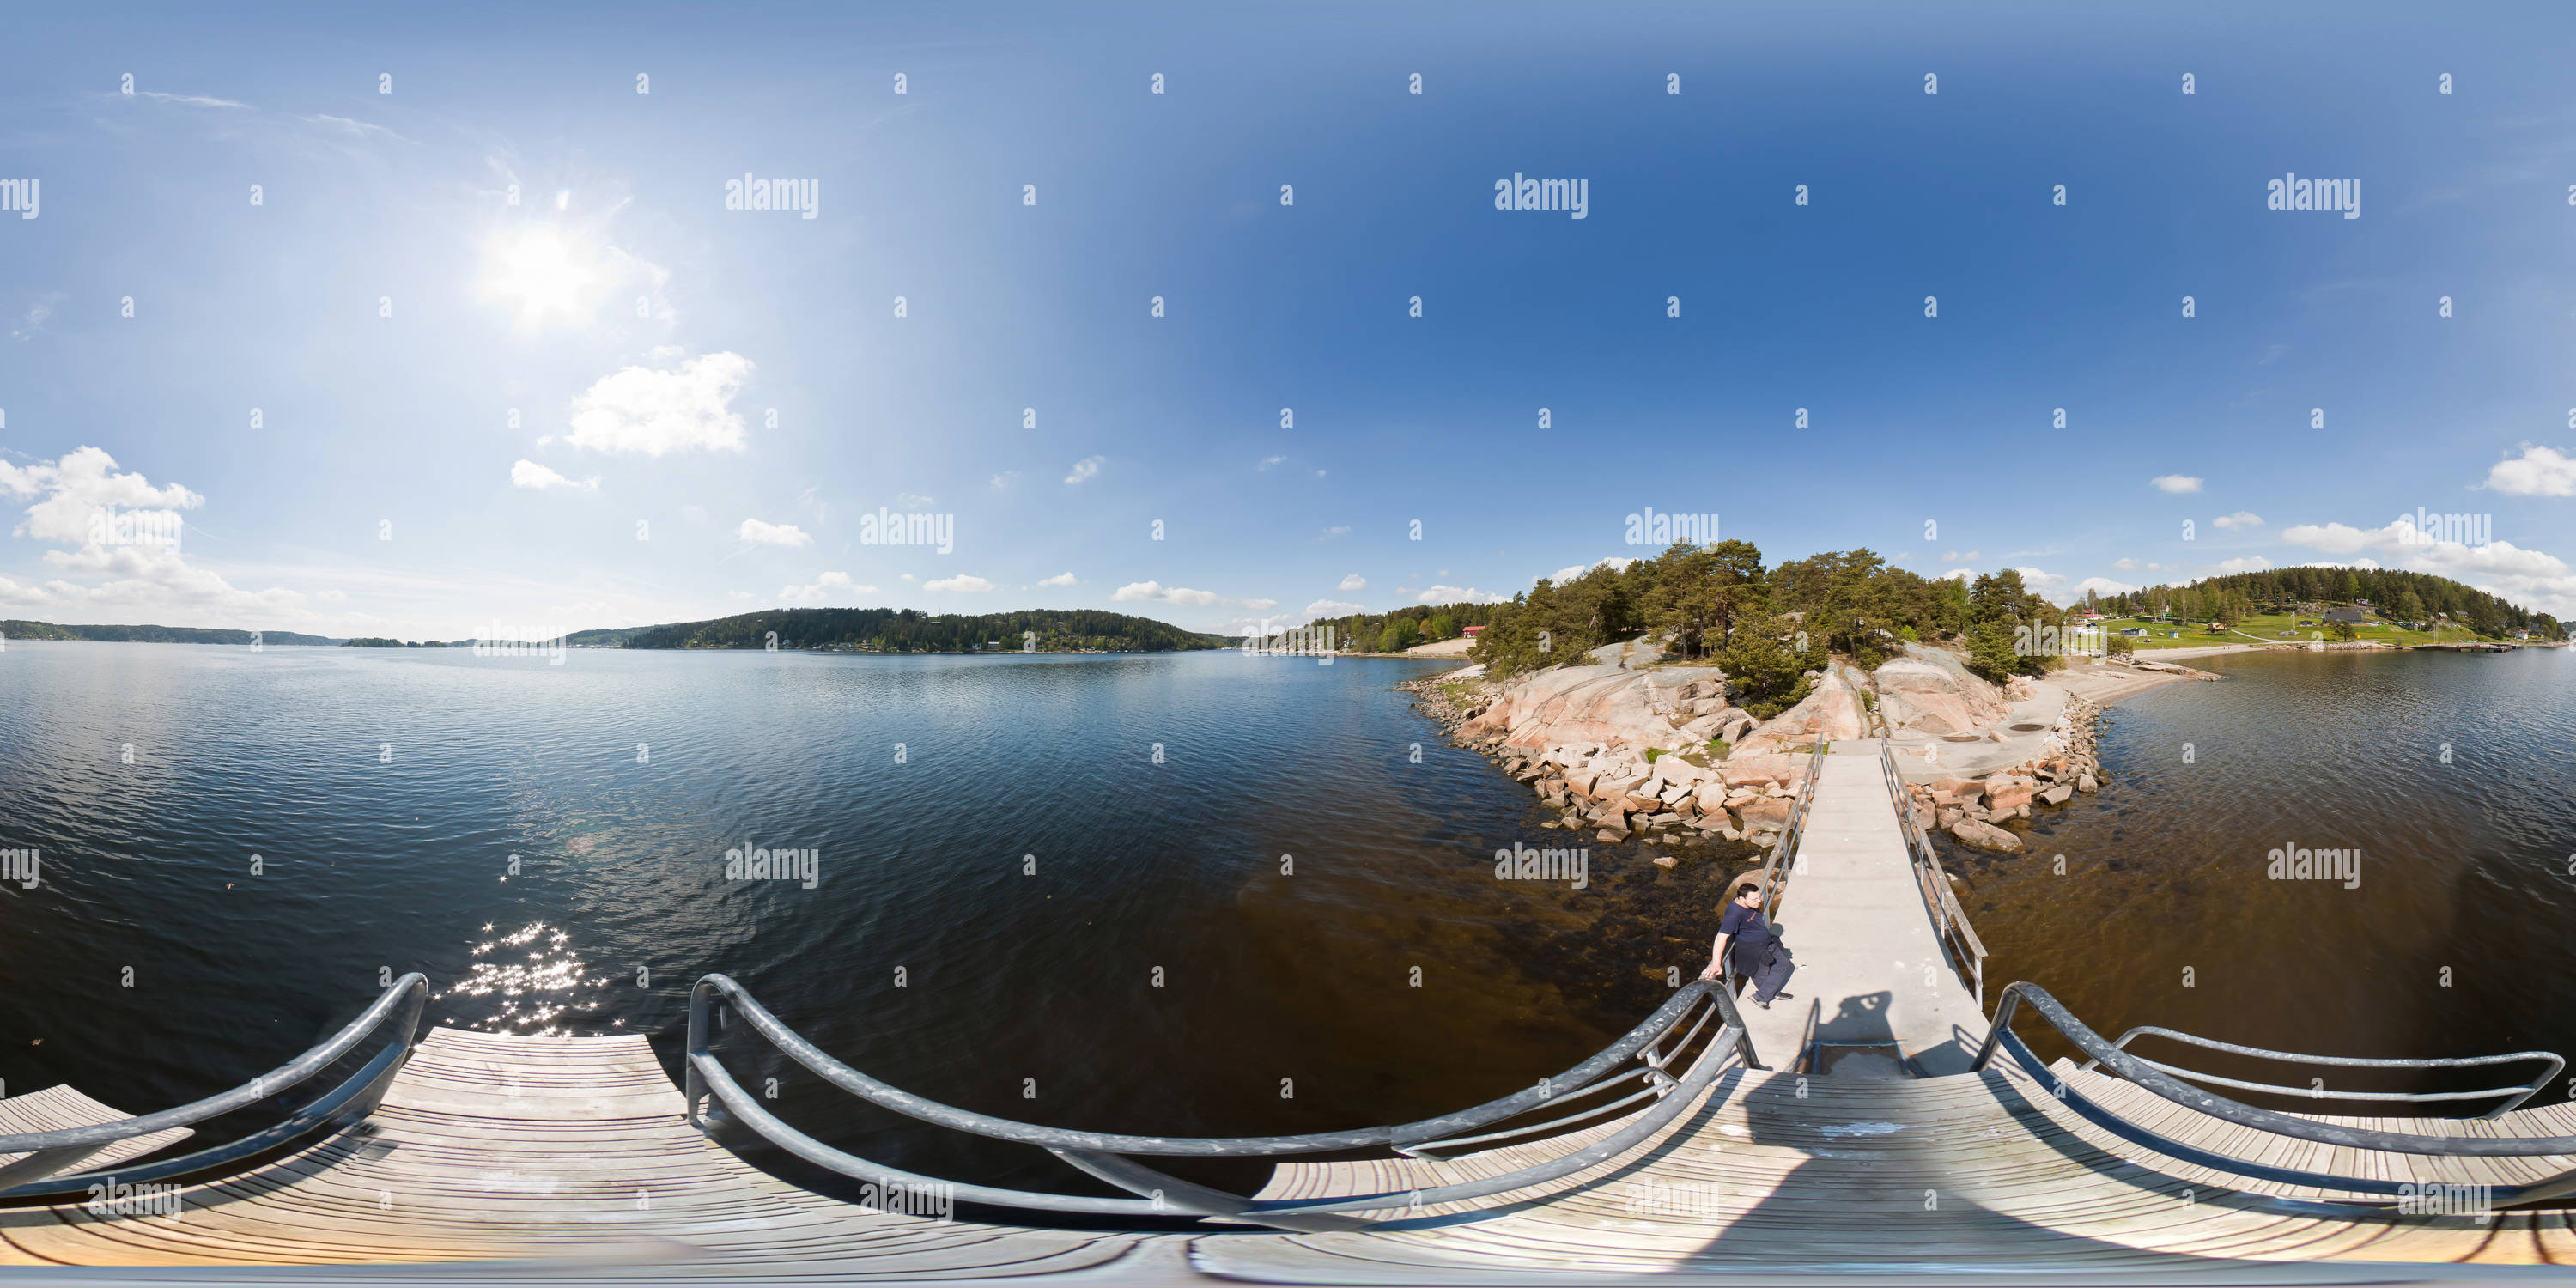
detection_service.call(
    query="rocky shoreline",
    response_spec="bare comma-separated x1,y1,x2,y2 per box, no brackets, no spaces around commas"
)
1898,694,2102,854
1403,641,2205,860
1400,670,1801,854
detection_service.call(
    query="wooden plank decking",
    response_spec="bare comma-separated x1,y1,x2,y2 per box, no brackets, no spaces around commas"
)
2,1025,2568,1276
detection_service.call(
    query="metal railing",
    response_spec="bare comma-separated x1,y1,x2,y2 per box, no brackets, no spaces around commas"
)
2086,1025,2562,1119
1718,734,1824,1001
685,973,1761,1230
0,974,427,1200
1971,981,2576,1211
1879,737,1987,1011
1754,734,1828,927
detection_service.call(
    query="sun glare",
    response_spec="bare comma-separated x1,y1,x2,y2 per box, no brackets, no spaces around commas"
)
477,227,605,329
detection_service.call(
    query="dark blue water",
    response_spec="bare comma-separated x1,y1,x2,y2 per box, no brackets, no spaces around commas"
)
14,641,2568,1194
0,644,1734,1192
1948,646,2576,1102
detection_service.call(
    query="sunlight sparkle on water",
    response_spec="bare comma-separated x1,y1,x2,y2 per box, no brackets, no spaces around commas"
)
433,921,611,1036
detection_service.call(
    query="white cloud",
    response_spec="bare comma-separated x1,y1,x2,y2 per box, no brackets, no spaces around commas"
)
2012,567,2067,587
10,293,64,342
896,492,934,509
2151,474,2204,494
2482,445,2576,497
1036,572,1078,587
2212,556,2274,574
1321,526,1349,538
133,90,252,109
737,518,811,547
1337,573,1366,590
924,574,995,592
1940,550,1981,563
989,471,1022,490
1064,456,1104,485
2112,558,2140,571
1543,556,1637,585
565,352,754,455
778,571,877,603
1938,568,1977,582
1419,585,1506,605
1259,456,1285,471
2212,511,2263,530
509,459,597,491
2281,522,2379,555
0,447,309,625
1303,598,1367,617
1111,580,1271,610
2074,576,2136,597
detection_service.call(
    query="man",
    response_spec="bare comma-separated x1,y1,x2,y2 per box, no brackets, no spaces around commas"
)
1698,881,1795,1009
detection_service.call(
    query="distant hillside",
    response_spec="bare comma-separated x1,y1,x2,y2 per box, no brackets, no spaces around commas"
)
2101,568,2563,639
613,607,1223,653
0,621,341,646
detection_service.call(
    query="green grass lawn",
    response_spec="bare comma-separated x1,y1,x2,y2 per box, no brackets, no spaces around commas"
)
2090,611,2506,650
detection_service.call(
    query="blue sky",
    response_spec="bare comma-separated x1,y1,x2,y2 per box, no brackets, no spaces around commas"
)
4,1,2575,639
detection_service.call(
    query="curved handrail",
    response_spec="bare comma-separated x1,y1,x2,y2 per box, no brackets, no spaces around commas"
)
1970,981,2576,1209
0,974,427,1197
2090,1025,2563,1118
685,971,1759,1228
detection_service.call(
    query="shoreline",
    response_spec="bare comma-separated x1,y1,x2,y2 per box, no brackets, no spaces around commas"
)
1400,645,2239,860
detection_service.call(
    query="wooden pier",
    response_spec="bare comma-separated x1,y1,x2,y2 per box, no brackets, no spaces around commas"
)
7,744,2574,1278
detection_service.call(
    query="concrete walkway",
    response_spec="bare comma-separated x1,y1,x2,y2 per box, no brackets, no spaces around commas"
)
1737,749,1989,1077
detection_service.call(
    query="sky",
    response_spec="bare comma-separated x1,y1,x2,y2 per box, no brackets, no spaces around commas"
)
4,1,2576,641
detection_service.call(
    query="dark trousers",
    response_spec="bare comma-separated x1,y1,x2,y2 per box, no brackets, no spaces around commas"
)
1741,943,1795,1004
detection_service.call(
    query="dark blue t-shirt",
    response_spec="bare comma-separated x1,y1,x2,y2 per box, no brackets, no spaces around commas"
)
1720,902,1773,969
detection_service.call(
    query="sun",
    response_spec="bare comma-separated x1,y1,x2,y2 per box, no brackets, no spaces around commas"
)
475,227,607,329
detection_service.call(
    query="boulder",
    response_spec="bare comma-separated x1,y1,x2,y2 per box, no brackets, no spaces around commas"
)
2077,774,2099,793
1651,854,1677,869
1732,662,1873,756
1987,785,2037,813
1718,753,1813,791
2039,784,2074,806
1461,664,1725,756
1950,818,2022,853
1870,643,2014,737
1595,828,1625,844
1738,798,1793,830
